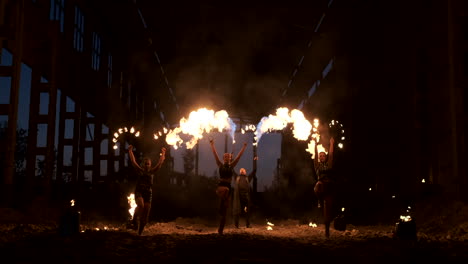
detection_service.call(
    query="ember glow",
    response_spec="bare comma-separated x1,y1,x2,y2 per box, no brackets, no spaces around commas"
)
309,222,317,228
400,215,412,222
127,193,137,219
70,199,75,207
166,108,236,149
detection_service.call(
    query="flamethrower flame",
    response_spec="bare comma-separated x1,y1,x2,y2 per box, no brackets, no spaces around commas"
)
165,108,236,149
255,107,313,146
309,222,317,228
70,199,75,207
127,193,137,220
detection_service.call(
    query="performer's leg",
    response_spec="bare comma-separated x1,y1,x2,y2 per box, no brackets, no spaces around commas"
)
324,194,333,238
138,201,151,236
314,181,324,208
132,196,144,228
216,187,229,234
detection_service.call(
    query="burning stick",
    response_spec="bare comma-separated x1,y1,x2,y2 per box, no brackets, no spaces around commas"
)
306,118,323,159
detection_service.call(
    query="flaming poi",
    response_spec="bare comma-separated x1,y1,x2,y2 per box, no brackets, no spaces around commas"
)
329,119,345,149
153,127,169,141
112,126,141,150
241,124,257,135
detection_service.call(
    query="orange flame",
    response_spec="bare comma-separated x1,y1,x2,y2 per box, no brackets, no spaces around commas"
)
255,107,313,146
165,108,236,149
127,193,137,219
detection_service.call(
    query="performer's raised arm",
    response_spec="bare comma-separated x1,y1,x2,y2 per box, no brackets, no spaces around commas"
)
128,145,142,171
209,139,222,167
248,156,258,183
231,142,247,167
327,137,335,168
151,147,166,172
313,138,319,168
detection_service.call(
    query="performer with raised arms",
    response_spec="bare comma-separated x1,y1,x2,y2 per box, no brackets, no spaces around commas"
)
127,145,166,235
209,138,247,234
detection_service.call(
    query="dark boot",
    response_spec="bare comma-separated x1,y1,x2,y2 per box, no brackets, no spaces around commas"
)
218,217,226,234
325,222,330,238
234,215,239,228
138,222,145,236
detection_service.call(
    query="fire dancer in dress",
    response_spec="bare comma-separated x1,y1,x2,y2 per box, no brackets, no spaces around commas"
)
232,156,257,228
127,145,166,235
313,137,335,238
209,139,247,234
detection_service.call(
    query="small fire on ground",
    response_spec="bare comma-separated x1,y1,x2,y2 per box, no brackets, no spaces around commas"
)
266,220,274,230
127,193,137,220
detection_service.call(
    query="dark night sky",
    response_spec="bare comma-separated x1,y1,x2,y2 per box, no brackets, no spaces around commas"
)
136,0,323,120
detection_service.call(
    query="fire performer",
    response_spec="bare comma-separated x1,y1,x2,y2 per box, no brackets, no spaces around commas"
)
232,156,257,228
209,138,247,234
313,136,335,238
127,144,166,235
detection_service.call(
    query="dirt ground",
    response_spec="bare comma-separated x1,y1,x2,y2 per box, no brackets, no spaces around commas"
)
1,192,468,263
1,212,467,263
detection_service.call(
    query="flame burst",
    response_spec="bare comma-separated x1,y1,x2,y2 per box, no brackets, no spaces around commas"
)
127,193,137,220
255,107,313,146
165,108,236,149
